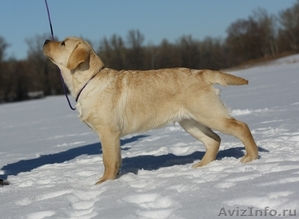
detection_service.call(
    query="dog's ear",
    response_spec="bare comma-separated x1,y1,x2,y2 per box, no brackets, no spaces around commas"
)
67,44,89,70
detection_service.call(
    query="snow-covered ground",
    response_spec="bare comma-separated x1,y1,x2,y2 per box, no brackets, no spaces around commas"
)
1,54,299,219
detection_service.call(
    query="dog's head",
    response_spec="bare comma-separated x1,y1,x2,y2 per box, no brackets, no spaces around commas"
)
43,37,92,71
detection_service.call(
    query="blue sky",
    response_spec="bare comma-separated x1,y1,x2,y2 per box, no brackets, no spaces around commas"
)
0,0,296,60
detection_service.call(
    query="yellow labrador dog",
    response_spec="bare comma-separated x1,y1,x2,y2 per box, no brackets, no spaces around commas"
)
43,37,258,184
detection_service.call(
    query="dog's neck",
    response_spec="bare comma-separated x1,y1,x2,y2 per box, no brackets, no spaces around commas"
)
60,51,105,98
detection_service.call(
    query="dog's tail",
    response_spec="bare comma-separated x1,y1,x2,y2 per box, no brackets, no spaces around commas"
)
201,70,248,86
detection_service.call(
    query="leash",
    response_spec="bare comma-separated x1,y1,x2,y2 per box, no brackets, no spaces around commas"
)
75,66,104,102
44,0,76,110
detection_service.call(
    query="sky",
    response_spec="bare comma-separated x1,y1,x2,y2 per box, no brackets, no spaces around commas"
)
0,0,296,60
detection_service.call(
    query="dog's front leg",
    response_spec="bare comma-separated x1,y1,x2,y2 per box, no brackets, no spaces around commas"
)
95,127,121,184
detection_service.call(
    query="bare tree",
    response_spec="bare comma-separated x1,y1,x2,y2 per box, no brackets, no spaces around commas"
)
253,8,278,56
0,36,9,62
26,34,61,95
199,37,227,69
153,39,180,68
127,29,144,49
278,0,299,51
177,35,201,68
98,34,126,70
10,60,31,101
0,37,9,101
126,30,145,69
226,16,266,64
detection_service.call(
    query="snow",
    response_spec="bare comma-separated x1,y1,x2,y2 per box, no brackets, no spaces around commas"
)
1,54,299,219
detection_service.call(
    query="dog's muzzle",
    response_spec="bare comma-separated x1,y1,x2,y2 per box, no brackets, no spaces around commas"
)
43,39,51,54
44,39,51,45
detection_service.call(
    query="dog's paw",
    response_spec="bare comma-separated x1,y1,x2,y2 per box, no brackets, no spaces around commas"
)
94,174,117,185
240,154,259,163
192,161,207,168
95,178,106,185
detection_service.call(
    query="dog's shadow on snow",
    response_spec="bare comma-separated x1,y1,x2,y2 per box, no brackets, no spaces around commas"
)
0,134,268,180
0,135,147,180
121,146,268,175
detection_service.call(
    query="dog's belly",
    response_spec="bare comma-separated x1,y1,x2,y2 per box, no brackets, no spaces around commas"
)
119,107,191,137
120,117,169,136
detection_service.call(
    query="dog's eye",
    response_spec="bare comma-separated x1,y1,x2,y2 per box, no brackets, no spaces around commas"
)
61,41,65,46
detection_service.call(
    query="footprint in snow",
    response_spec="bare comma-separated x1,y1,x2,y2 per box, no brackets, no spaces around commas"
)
15,189,72,206
124,193,177,219
225,191,294,210
26,211,56,219
63,188,106,219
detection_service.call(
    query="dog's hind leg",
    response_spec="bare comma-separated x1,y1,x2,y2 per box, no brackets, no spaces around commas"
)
95,127,121,184
179,119,221,168
215,117,258,163
193,114,258,164
185,89,258,164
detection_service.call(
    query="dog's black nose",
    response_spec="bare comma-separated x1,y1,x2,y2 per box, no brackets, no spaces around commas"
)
44,39,51,45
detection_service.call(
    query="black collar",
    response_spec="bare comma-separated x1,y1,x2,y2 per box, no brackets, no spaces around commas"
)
75,66,105,102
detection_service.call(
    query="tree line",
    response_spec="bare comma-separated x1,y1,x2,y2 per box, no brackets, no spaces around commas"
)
0,0,298,102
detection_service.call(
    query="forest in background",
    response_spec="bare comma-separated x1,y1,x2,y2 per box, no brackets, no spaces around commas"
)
0,0,298,102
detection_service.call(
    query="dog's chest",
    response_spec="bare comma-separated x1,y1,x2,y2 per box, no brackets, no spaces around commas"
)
76,103,97,131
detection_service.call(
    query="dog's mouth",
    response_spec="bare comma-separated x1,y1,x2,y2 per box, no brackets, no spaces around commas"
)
43,48,55,63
